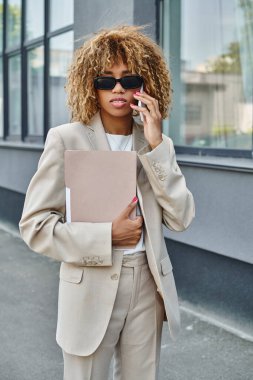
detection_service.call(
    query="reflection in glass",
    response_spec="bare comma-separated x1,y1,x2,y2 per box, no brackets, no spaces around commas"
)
50,0,73,32
26,0,44,40
28,46,44,136
49,31,73,128
7,0,21,48
0,58,3,137
8,54,21,135
169,0,253,150
0,0,3,52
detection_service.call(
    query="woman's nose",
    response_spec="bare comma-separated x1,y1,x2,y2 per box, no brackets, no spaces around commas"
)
112,82,125,93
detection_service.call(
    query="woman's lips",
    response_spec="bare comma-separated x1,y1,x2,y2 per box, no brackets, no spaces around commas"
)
110,98,127,108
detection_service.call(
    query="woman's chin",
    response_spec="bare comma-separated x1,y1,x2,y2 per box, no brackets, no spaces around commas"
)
102,108,133,118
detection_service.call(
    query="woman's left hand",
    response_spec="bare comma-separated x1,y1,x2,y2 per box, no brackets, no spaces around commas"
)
131,91,163,150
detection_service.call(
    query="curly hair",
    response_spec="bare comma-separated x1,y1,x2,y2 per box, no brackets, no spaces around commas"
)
65,25,172,125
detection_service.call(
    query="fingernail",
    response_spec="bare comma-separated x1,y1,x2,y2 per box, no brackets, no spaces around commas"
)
132,196,138,203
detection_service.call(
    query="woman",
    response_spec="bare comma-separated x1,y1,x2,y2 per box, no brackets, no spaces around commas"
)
19,25,195,380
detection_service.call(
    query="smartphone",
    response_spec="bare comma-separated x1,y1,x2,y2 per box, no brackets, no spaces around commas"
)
138,84,145,122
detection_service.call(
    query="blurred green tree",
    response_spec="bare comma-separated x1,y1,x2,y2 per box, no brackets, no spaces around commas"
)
206,42,241,74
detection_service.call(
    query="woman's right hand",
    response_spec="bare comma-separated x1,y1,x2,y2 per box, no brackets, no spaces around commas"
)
112,197,143,247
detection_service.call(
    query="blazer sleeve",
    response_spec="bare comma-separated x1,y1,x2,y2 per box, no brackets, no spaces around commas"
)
137,134,195,231
19,128,113,266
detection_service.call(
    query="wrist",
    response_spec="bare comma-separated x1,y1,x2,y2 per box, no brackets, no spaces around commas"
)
150,137,163,150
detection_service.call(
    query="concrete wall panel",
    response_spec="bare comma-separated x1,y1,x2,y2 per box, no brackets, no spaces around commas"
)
0,147,42,194
166,165,253,264
74,0,134,48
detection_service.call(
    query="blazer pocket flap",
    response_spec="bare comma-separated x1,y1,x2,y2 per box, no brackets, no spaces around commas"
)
59,263,83,283
160,256,173,276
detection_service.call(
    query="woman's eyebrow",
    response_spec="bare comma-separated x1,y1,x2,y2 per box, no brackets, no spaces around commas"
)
102,70,131,75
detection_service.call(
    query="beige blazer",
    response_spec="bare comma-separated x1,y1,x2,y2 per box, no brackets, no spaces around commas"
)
19,112,195,356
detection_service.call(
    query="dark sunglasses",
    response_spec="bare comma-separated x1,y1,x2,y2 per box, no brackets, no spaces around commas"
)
94,75,143,90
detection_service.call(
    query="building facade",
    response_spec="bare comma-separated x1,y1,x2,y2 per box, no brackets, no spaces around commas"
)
0,0,252,334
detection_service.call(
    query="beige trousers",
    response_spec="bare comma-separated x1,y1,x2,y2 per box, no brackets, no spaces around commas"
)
62,251,165,380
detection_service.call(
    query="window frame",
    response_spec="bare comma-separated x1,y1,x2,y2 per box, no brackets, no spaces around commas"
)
159,0,253,159
1,0,73,143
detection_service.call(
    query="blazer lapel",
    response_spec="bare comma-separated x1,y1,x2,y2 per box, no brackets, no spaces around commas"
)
88,112,111,151
132,119,146,152
132,119,148,177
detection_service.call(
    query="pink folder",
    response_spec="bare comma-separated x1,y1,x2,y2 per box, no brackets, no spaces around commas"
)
64,150,137,223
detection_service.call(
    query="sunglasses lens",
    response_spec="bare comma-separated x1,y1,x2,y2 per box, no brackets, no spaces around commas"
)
94,75,143,90
94,77,115,90
121,76,143,89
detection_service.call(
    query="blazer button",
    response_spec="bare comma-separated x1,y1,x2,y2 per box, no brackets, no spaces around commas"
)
111,274,119,280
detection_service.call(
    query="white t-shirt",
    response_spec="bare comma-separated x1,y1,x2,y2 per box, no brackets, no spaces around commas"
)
105,133,145,255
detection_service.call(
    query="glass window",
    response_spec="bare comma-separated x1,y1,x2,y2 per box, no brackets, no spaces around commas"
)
0,58,3,138
6,0,21,49
27,46,44,136
2,0,74,141
49,31,73,128
50,0,73,32
0,0,3,52
26,0,44,41
0,0,2,138
8,54,21,136
164,0,253,151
